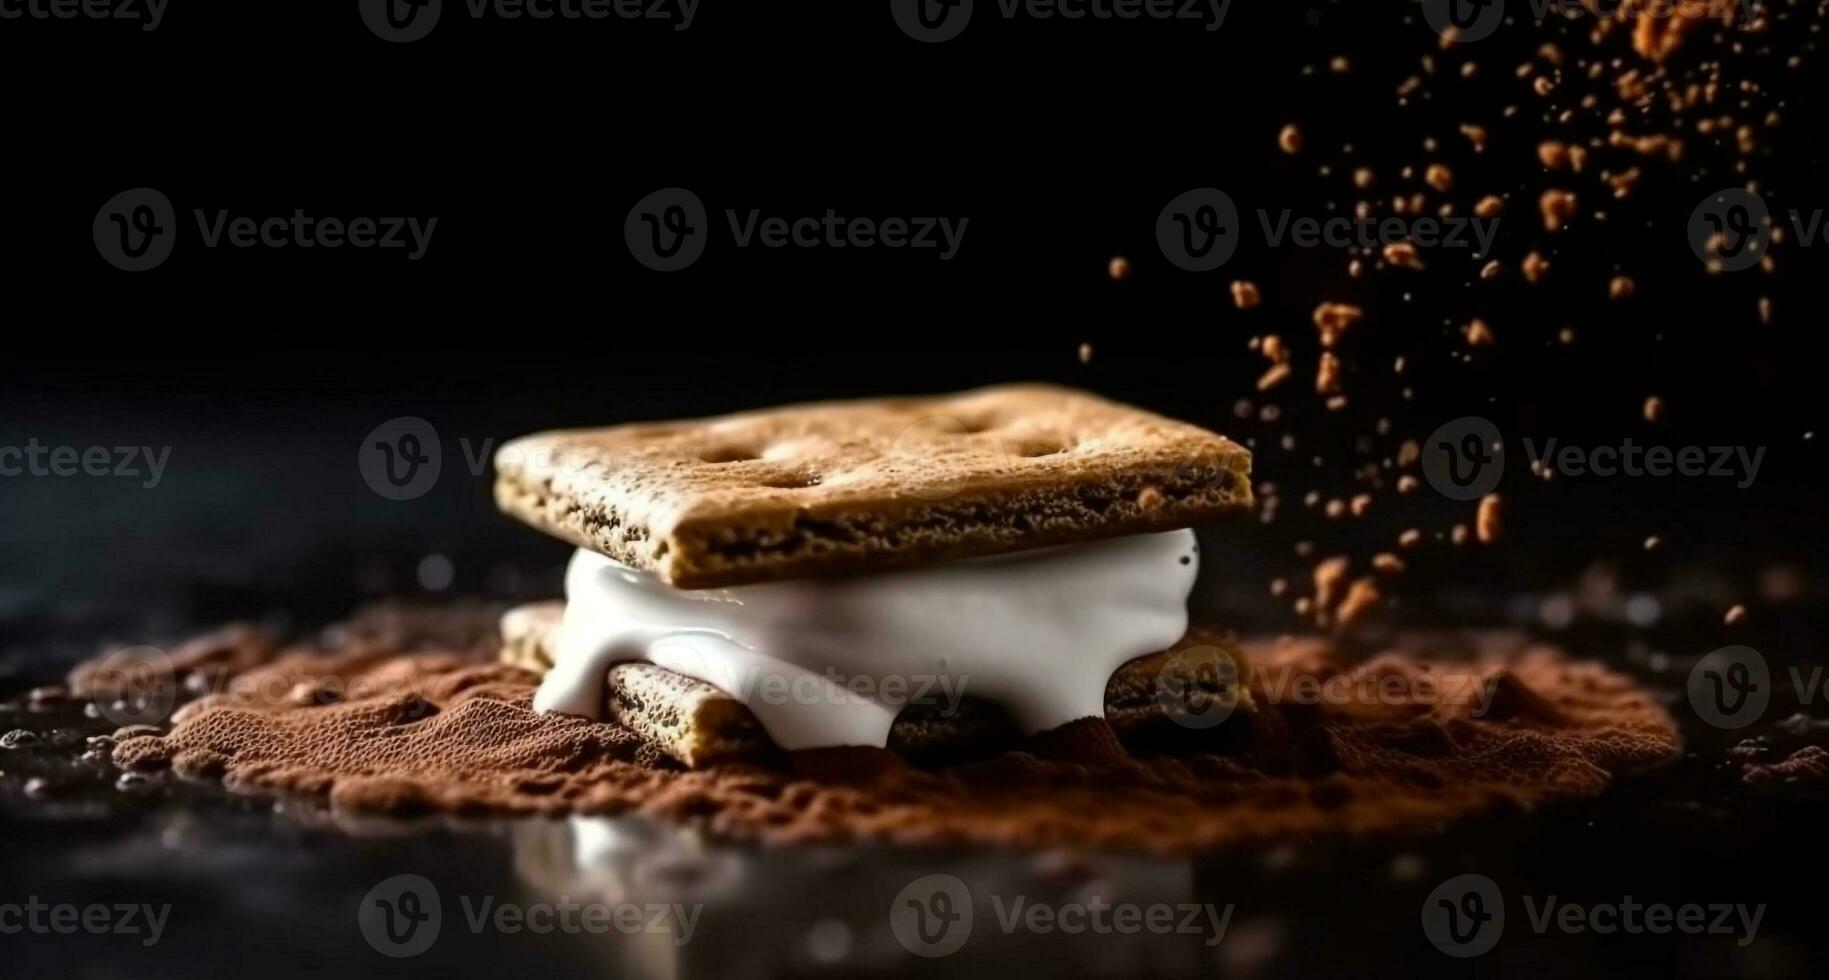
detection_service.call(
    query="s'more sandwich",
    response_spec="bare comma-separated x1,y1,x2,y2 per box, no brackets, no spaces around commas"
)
492,384,1256,766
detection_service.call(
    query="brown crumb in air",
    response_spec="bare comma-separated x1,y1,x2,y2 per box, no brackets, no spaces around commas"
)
1643,396,1664,422
1451,524,1470,545
1425,163,1454,192
1644,536,1662,551
1373,553,1406,575
1279,124,1303,154
1399,528,1423,548
1262,335,1289,363
1477,494,1503,544
1351,494,1373,518
1474,195,1504,218
1335,578,1382,628
1316,352,1343,394
1758,297,1773,324
1541,190,1578,231
1314,303,1364,346
1397,475,1420,494
1078,343,1093,365
1258,363,1292,392
1522,251,1550,284
1384,242,1425,270
1314,557,1350,613
1725,604,1748,626
1107,256,1131,281
1464,319,1496,346
1231,280,1262,309
1610,276,1636,300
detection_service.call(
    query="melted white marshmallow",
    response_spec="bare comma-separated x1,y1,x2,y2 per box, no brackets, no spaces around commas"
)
535,529,1199,750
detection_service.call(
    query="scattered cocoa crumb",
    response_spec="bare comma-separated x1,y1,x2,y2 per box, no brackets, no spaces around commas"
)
1464,319,1496,346
1258,362,1292,391
1643,396,1664,422
1451,524,1471,545
1474,195,1503,219
1540,189,1578,231
1335,578,1381,628
1397,475,1420,494
1384,242,1424,270
1425,163,1454,192
1231,280,1262,309
1108,256,1131,281
1522,251,1550,284
1314,303,1364,346
1476,494,1503,544
1610,275,1636,300
1350,494,1373,518
1078,342,1093,365
1644,536,1662,551
1316,352,1343,394
1279,124,1303,154
1314,557,1351,613
1372,553,1406,575
1399,529,1423,548
1724,604,1748,626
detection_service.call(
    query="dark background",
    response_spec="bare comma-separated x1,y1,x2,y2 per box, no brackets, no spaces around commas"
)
2,1,1827,977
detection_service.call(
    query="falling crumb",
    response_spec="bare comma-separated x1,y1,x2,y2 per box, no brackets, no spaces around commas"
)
1463,319,1496,346
1107,256,1131,281
1353,167,1375,189
1325,498,1348,519
1758,297,1772,324
1459,124,1488,151
1480,260,1503,280
1335,578,1382,628
1558,327,1575,345
1383,242,1424,270
1314,303,1364,346
1451,524,1470,545
1257,362,1292,391
1643,396,1664,423
1644,536,1662,551
1399,529,1423,549
1538,140,1570,169
1476,494,1502,544
1610,275,1636,300
1540,189,1578,231
1350,494,1373,518
1316,352,1343,394
1231,280,1262,309
1724,604,1748,626
1397,475,1420,494
1522,251,1550,284
1078,342,1093,365
1261,335,1288,363
1424,163,1454,192
1278,124,1303,155
1269,578,1288,598
1474,195,1503,219
1372,553,1405,575
1314,557,1351,613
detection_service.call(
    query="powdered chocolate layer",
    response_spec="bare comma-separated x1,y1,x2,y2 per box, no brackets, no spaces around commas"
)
95,606,1679,854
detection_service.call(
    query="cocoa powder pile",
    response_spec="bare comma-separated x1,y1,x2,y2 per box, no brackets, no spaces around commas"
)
91,605,1678,854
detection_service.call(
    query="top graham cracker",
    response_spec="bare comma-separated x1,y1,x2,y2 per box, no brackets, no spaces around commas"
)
492,384,1253,588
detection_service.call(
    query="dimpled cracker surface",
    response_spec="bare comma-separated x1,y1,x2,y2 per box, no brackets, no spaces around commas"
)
492,384,1253,588
98,607,1680,854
